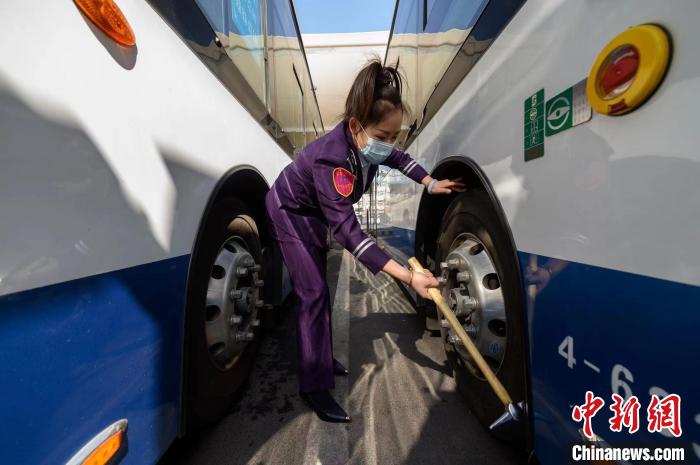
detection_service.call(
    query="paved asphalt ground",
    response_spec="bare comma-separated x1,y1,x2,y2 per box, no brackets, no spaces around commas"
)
160,246,526,465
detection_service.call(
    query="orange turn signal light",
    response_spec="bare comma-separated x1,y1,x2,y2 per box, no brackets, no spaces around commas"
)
74,0,136,47
81,430,123,465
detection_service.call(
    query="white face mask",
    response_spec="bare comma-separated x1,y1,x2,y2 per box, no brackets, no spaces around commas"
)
359,123,394,164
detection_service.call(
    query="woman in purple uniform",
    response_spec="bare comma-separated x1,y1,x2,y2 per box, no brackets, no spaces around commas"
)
265,59,465,422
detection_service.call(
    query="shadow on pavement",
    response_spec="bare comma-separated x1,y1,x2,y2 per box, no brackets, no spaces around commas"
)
159,247,525,465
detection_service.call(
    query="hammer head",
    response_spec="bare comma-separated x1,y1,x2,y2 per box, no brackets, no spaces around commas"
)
489,401,526,431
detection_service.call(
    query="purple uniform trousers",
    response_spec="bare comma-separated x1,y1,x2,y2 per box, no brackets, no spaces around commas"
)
265,120,429,393
264,209,335,392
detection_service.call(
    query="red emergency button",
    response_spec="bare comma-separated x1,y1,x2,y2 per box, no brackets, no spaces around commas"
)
599,45,639,99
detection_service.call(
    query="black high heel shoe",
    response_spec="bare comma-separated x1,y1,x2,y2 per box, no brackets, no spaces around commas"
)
333,358,348,376
299,390,350,423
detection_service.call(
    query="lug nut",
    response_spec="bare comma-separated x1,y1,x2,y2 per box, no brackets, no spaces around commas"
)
254,279,264,287
437,277,447,285
251,319,261,327
440,262,449,271
255,300,264,308
250,264,261,272
456,271,471,283
447,258,461,269
448,334,463,346
236,267,249,277
243,256,255,267
455,296,479,317
464,324,477,338
229,289,242,300
229,315,242,326
235,331,255,342
440,319,451,328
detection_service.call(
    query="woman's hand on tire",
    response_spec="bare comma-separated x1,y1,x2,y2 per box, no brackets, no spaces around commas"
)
411,270,439,300
431,177,467,194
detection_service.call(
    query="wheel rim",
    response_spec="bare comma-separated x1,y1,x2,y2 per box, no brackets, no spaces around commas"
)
205,236,263,370
440,233,507,378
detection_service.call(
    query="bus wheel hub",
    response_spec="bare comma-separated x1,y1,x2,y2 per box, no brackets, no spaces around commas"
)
440,235,507,375
205,237,263,369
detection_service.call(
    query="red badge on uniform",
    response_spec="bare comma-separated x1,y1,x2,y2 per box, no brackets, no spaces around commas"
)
332,167,355,198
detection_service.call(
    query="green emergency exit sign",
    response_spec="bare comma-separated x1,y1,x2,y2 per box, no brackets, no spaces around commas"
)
545,87,573,136
524,89,544,161
545,79,591,137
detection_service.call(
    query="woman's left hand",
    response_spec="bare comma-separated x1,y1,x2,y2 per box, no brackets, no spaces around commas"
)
431,177,467,194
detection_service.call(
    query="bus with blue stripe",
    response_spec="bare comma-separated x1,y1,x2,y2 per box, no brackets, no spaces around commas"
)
0,0,321,463
373,0,700,462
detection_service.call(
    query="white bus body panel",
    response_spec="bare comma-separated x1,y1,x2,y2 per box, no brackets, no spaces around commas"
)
0,0,291,296
395,0,700,287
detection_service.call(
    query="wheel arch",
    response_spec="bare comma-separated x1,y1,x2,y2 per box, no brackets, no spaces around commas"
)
414,156,519,276
179,164,276,435
192,165,272,249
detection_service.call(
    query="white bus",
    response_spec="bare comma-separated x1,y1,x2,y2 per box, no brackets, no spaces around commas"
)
0,0,321,463
373,0,700,462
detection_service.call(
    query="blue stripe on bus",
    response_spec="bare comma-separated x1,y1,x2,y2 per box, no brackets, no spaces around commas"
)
520,251,700,463
0,254,189,465
377,225,699,461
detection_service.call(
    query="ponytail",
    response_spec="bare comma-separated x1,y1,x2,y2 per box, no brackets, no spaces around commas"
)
343,57,405,126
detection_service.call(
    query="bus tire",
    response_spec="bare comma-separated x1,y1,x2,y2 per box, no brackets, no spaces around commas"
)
435,190,525,442
186,197,265,427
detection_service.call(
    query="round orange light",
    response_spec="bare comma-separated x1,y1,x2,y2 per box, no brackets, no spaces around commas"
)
74,0,136,47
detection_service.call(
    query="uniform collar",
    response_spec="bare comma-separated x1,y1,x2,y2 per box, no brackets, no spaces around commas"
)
342,119,357,150
338,120,358,167
339,120,367,202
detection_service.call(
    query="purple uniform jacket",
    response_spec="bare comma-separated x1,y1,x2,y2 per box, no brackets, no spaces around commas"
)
266,120,429,274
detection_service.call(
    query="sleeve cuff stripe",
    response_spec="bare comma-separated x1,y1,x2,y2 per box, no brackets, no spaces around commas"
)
352,238,372,256
355,240,375,259
404,161,418,174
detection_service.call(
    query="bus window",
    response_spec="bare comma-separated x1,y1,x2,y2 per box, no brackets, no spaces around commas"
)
385,0,489,146
195,0,267,107
151,0,324,156
290,63,305,155
267,0,322,154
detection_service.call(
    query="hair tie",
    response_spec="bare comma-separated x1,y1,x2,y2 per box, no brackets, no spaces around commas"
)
377,69,392,87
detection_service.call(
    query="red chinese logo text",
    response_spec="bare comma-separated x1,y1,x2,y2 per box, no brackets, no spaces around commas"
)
609,394,641,433
572,391,605,438
647,394,682,437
